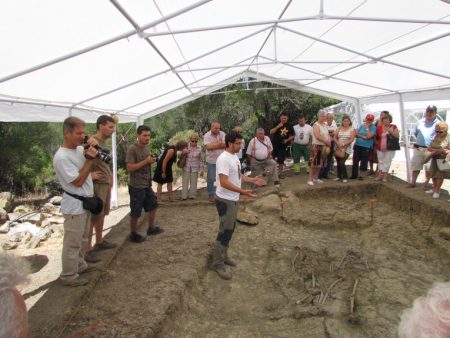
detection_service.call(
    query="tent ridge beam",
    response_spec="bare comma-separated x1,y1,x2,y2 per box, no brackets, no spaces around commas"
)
279,25,450,81
141,15,450,38
0,0,212,84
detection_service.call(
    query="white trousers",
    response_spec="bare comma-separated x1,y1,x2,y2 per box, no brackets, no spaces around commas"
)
182,169,199,199
377,150,396,173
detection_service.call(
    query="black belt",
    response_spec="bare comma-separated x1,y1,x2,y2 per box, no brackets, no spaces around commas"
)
414,144,427,149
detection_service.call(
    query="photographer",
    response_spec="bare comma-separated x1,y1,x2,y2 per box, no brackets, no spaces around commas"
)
53,116,103,287
85,115,117,263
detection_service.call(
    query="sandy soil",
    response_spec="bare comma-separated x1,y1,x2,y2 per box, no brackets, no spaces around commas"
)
4,167,450,338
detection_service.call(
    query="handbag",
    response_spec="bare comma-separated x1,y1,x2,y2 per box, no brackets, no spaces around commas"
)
334,146,346,158
64,191,103,215
177,153,187,168
386,134,400,151
436,158,450,171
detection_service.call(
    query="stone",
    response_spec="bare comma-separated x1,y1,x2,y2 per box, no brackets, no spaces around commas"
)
0,192,13,212
439,228,450,241
8,232,23,242
8,213,20,221
49,196,63,205
0,207,7,223
40,219,52,228
20,213,43,226
13,205,33,214
38,228,52,240
1,240,18,250
46,216,64,224
237,211,259,226
27,236,41,249
22,231,33,243
41,203,59,213
0,221,10,233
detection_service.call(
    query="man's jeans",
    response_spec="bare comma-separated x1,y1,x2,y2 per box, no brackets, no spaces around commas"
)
207,163,216,197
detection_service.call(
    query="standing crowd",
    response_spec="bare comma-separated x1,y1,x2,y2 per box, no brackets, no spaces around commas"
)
49,105,449,286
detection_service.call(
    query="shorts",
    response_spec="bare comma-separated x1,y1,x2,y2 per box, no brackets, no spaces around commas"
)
410,148,429,172
90,183,111,221
128,185,158,218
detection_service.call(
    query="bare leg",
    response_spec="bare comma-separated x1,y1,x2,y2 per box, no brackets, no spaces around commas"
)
157,183,163,202
433,178,443,194
410,170,420,186
167,183,174,202
87,224,94,251
93,217,105,244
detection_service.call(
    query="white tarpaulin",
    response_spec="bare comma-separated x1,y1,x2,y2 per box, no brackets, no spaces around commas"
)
0,0,449,123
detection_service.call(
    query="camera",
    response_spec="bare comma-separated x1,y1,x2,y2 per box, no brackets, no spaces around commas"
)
83,136,112,164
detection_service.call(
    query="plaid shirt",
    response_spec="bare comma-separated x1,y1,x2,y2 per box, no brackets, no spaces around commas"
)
184,144,204,172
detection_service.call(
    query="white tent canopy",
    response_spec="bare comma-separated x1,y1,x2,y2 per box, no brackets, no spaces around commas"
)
1,0,449,123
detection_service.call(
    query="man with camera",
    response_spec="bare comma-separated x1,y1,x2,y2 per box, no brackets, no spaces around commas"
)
126,125,163,243
53,117,103,287
84,115,117,263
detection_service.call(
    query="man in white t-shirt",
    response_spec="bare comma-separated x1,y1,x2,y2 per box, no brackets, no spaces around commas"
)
212,130,266,280
292,115,313,175
53,117,103,287
246,128,279,184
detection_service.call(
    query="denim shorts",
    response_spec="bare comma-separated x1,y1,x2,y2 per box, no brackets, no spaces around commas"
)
128,186,158,218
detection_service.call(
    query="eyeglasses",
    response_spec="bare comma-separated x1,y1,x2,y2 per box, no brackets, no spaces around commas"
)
191,140,198,143
435,131,445,134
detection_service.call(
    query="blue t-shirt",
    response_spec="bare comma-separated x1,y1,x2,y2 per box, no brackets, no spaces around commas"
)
415,117,439,147
355,124,377,149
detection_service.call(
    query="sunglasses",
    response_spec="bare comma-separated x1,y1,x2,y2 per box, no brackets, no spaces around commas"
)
191,140,198,142
435,131,445,134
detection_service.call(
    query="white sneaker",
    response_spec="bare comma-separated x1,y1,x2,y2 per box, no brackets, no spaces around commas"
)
432,192,440,199
334,178,340,181
314,179,324,184
425,189,434,194
307,180,314,186
343,179,348,183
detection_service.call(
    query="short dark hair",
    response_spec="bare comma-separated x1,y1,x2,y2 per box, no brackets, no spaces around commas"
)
426,105,437,113
280,112,288,118
63,116,85,132
137,125,151,135
96,115,115,130
225,130,243,147
298,114,305,120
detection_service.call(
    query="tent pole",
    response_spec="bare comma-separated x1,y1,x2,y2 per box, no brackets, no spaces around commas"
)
398,94,411,184
111,130,119,208
356,99,362,127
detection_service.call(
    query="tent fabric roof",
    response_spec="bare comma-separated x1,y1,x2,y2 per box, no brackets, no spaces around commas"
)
1,0,449,123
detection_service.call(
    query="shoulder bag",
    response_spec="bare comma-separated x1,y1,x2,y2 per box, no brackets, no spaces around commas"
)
64,191,103,215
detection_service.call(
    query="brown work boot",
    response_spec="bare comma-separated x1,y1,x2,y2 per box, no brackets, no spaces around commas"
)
214,266,232,280
60,277,89,287
224,257,237,267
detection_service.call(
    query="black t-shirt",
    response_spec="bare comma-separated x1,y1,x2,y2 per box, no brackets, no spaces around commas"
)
272,123,295,148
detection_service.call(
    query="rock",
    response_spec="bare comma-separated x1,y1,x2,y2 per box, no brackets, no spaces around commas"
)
439,228,450,241
0,192,13,212
39,228,52,240
13,205,33,214
41,203,59,213
22,231,33,243
20,213,43,226
237,211,259,226
0,207,7,223
46,216,64,224
40,219,52,228
50,230,63,239
27,236,41,249
49,196,62,205
1,240,18,250
8,232,23,242
8,213,20,221
0,221,10,233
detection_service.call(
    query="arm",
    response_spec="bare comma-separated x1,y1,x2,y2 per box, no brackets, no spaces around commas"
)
205,141,225,151
270,122,283,135
126,156,155,172
389,125,400,138
218,174,264,197
71,159,94,187
161,149,175,177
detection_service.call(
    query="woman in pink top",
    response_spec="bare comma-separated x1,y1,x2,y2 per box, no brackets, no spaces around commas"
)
375,114,400,182
181,132,204,200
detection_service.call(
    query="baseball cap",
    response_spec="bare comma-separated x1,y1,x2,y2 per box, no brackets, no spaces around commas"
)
365,114,375,121
426,105,437,113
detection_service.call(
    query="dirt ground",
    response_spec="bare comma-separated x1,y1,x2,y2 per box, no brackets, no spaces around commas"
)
7,166,450,338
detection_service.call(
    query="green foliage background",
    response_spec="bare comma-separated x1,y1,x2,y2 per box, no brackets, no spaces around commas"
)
0,81,337,195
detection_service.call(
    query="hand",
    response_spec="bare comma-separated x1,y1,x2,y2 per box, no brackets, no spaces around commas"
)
91,171,104,181
253,177,267,187
146,156,156,164
162,172,166,179
84,146,98,159
242,189,257,197
85,136,99,148
278,122,283,128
